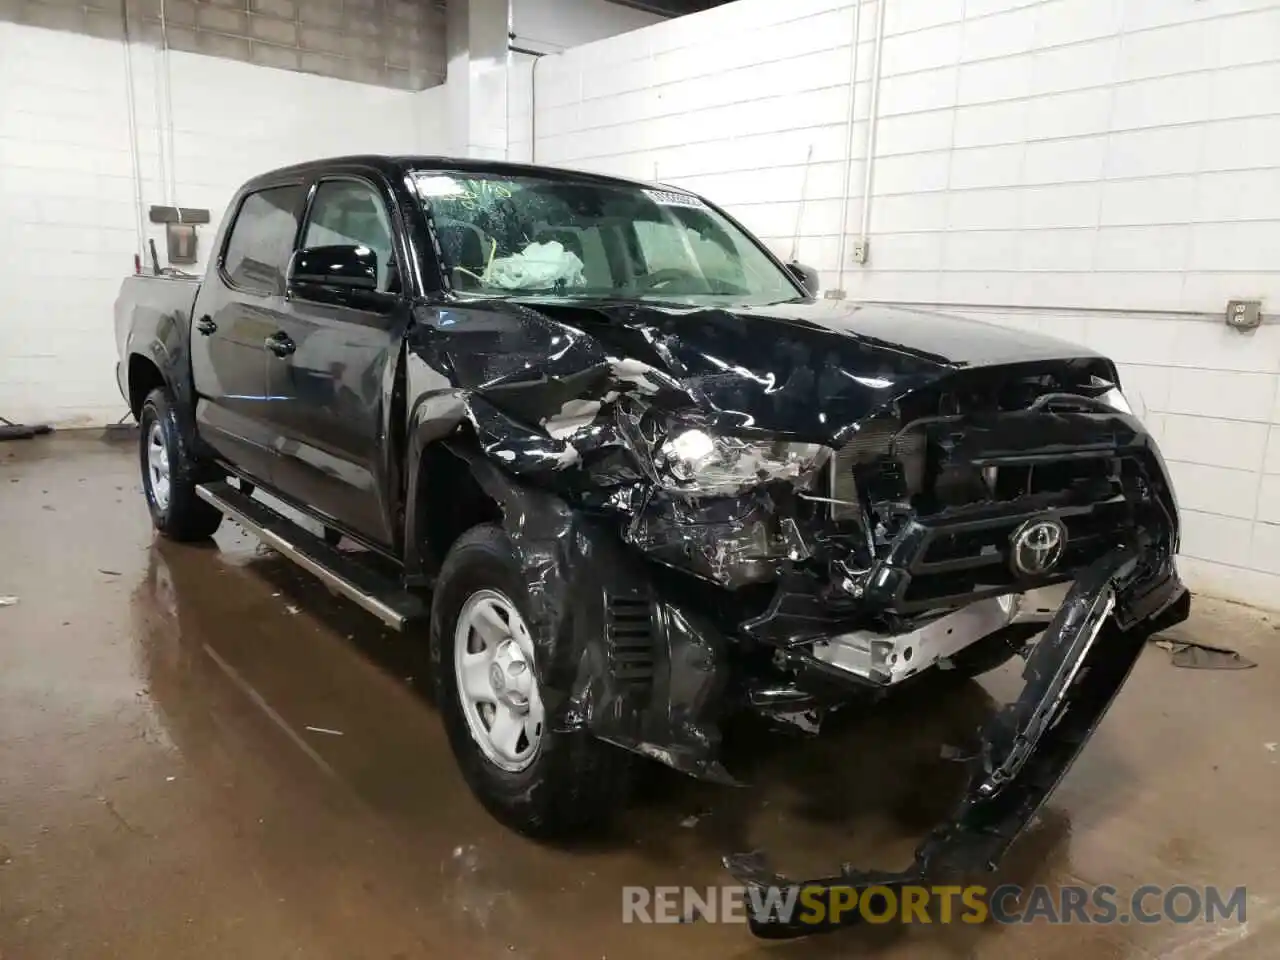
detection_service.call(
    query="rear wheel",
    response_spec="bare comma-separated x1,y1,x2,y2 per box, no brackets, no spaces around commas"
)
138,388,222,541
432,524,629,836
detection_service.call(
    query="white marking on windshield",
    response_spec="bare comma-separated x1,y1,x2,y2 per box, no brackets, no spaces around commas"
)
412,174,467,198
643,188,706,209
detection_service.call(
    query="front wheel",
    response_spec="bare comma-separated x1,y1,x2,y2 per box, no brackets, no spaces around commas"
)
138,388,222,541
431,524,629,837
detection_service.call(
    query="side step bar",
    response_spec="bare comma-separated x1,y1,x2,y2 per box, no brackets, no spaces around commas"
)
196,481,426,630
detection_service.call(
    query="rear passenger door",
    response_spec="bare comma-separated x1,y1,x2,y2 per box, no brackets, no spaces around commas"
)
191,183,305,485
263,175,408,547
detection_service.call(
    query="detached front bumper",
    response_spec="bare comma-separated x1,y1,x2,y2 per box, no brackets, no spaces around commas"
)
447,438,1187,937
723,543,1189,938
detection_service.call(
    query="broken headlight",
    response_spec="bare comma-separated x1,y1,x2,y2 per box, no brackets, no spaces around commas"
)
1099,387,1131,414
655,426,828,495
1092,374,1145,421
1099,386,1147,421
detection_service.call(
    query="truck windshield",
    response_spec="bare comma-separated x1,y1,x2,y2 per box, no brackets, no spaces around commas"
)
411,170,802,305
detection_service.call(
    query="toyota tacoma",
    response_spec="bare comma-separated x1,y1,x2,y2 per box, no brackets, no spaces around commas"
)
115,155,1188,936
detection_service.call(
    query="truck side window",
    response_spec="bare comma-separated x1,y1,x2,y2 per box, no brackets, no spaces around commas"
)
222,185,305,296
302,180,397,292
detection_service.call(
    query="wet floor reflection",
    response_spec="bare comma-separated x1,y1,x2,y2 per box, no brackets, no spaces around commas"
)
127,535,1089,957
3,436,1278,959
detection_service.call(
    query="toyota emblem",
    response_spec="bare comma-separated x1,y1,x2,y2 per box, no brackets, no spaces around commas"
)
1009,517,1067,577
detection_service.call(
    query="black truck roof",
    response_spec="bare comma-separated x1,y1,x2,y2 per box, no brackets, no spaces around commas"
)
241,154,684,196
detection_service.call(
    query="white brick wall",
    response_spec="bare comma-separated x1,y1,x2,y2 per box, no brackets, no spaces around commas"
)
515,0,1280,608
0,21,426,428
414,83,452,154
7,3,1280,608
511,0,664,55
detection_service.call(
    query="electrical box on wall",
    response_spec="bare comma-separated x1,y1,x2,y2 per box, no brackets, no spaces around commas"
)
166,224,198,264
1225,299,1263,331
148,205,210,267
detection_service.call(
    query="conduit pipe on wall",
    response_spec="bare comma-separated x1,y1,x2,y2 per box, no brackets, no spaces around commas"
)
160,0,178,205
834,0,886,296
508,42,546,162
152,12,170,209
857,0,888,258
119,0,148,263
527,47,547,163
832,0,863,295
790,143,814,262
504,0,513,161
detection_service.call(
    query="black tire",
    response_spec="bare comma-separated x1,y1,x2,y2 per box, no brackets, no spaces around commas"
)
138,388,223,541
431,524,629,837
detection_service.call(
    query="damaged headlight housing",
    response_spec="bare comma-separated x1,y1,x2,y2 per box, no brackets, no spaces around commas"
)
1093,375,1145,421
655,426,827,495
1099,387,1131,414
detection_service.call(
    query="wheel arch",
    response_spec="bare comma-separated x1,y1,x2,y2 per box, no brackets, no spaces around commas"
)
405,433,503,580
127,352,168,417
125,339,205,456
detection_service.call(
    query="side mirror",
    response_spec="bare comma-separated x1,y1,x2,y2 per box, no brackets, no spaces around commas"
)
289,244,378,292
785,261,820,296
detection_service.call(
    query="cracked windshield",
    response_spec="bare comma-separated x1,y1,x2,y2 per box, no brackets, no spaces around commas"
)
412,170,800,305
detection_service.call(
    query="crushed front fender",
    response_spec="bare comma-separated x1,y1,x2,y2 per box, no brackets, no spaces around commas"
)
434,442,738,784
723,542,1190,939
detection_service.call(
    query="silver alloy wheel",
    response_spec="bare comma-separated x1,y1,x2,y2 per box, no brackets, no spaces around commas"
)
453,588,545,772
147,421,171,510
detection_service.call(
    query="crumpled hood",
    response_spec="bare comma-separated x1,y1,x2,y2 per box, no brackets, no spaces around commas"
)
510,297,1110,443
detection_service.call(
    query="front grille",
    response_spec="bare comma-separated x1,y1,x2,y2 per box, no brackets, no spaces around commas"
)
891,495,1130,610
917,502,1120,573
828,387,1149,612
831,415,1119,521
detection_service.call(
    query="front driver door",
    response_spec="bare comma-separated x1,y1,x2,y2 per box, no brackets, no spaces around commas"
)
263,175,408,548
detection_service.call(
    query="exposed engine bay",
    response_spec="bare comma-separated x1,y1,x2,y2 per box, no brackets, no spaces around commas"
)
404,295,1189,935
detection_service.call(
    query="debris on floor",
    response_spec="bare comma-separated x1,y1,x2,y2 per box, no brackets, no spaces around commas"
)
679,807,710,828
1152,637,1257,670
0,596,17,607
305,726,344,737
0,416,53,441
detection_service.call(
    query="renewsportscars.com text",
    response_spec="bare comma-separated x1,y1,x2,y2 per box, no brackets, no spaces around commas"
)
622,883,1247,927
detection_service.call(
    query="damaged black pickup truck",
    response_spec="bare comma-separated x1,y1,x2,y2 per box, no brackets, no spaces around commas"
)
116,155,1188,935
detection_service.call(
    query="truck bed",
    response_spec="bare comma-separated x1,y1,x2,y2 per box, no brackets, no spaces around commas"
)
114,273,201,403
114,273,200,357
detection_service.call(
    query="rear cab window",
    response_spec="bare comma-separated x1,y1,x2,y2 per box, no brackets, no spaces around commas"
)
221,185,306,295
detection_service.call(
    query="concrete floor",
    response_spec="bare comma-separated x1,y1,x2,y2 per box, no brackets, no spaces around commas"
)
1,433,1278,959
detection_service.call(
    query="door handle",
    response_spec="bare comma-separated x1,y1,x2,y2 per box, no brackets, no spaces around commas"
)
264,331,296,357
195,315,217,336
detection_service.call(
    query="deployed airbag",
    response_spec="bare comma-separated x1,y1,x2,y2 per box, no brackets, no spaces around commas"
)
484,240,586,291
